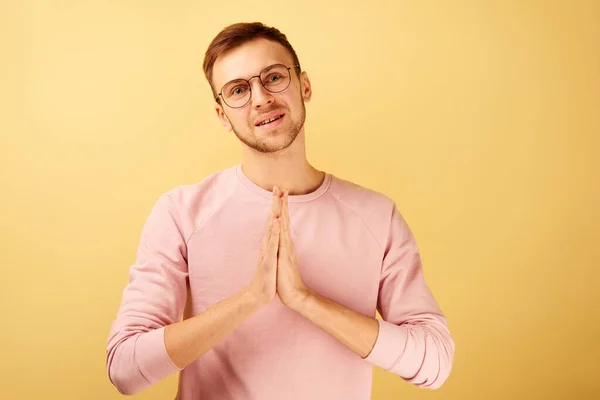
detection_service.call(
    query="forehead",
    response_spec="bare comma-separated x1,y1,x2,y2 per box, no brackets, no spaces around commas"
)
212,38,295,88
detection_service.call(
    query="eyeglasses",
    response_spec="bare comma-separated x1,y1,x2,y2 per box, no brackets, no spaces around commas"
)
215,63,301,109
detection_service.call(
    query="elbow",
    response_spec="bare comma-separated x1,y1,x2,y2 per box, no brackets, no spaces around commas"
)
420,332,456,390
401,324,456,390
106,337,151,396
423,360,453,390
408,350,455,390
108,363,142,396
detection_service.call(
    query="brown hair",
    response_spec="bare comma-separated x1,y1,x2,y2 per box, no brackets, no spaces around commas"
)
203,22,301,99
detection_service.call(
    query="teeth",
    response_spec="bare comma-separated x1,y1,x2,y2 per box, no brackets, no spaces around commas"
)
259,115,281,126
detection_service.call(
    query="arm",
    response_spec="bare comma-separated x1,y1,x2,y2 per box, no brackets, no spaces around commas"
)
164,287,264,371
291,203,455,389
105,193,267,395
289,289,380,358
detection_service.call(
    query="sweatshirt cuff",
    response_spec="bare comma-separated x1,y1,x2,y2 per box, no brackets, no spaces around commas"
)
136,326,183,384
363,319,408,370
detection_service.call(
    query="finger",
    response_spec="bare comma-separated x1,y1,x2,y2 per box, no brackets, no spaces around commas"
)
270,186,281,222
278,196,289,256
283,192,292,241
273,186,283,217
262,187,281,250
283,192,296,256
269,217,281,261
283,191,290,231
271,187,283,240
278,218,287,256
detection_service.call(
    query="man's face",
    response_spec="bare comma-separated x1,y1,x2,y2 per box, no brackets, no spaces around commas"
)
212,38,312,154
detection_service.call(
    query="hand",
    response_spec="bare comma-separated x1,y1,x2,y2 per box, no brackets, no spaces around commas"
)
248,186,283,306
277,190,309,309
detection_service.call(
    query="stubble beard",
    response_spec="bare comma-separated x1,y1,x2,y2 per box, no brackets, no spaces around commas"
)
231,100,306,154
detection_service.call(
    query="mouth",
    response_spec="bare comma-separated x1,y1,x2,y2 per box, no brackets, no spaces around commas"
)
255,113,285,127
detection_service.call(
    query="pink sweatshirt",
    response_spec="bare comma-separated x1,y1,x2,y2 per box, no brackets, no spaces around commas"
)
106,164,455,399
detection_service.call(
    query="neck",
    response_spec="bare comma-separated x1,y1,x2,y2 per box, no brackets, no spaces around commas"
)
240,130,325,195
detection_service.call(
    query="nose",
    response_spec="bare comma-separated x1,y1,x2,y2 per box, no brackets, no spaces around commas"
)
249,77,273,109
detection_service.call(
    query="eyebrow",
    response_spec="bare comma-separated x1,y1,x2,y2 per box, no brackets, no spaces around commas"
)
224,63,282,84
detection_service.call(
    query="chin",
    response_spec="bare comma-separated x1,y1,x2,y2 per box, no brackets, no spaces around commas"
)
240,128,297,154
232,111,304,154
260,132,297,153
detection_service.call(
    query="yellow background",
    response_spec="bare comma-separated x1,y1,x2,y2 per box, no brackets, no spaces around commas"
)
1,1,599,399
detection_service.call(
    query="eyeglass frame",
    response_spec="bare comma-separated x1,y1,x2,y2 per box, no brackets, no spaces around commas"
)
215,63,301,109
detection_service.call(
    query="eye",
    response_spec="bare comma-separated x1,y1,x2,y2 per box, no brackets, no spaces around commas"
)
266,73,282,83
230,85,247,96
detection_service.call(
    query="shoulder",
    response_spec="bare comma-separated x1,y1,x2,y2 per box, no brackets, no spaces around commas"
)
147,166,238,238
162,166,237,209
327,173,398,247
328,174,396,216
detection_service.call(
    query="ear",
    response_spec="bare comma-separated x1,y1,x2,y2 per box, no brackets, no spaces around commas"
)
214,102,233,131
300,71,312,102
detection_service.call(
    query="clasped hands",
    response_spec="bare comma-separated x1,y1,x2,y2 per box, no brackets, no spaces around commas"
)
249,186,310,310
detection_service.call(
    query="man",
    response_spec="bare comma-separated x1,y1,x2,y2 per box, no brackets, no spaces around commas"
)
106,22,455,399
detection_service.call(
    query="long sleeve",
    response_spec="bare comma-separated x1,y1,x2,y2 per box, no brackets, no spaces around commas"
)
105,192,188,395
363,203,455,389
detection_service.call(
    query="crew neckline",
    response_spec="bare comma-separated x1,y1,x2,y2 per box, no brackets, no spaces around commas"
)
235,164,332,203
